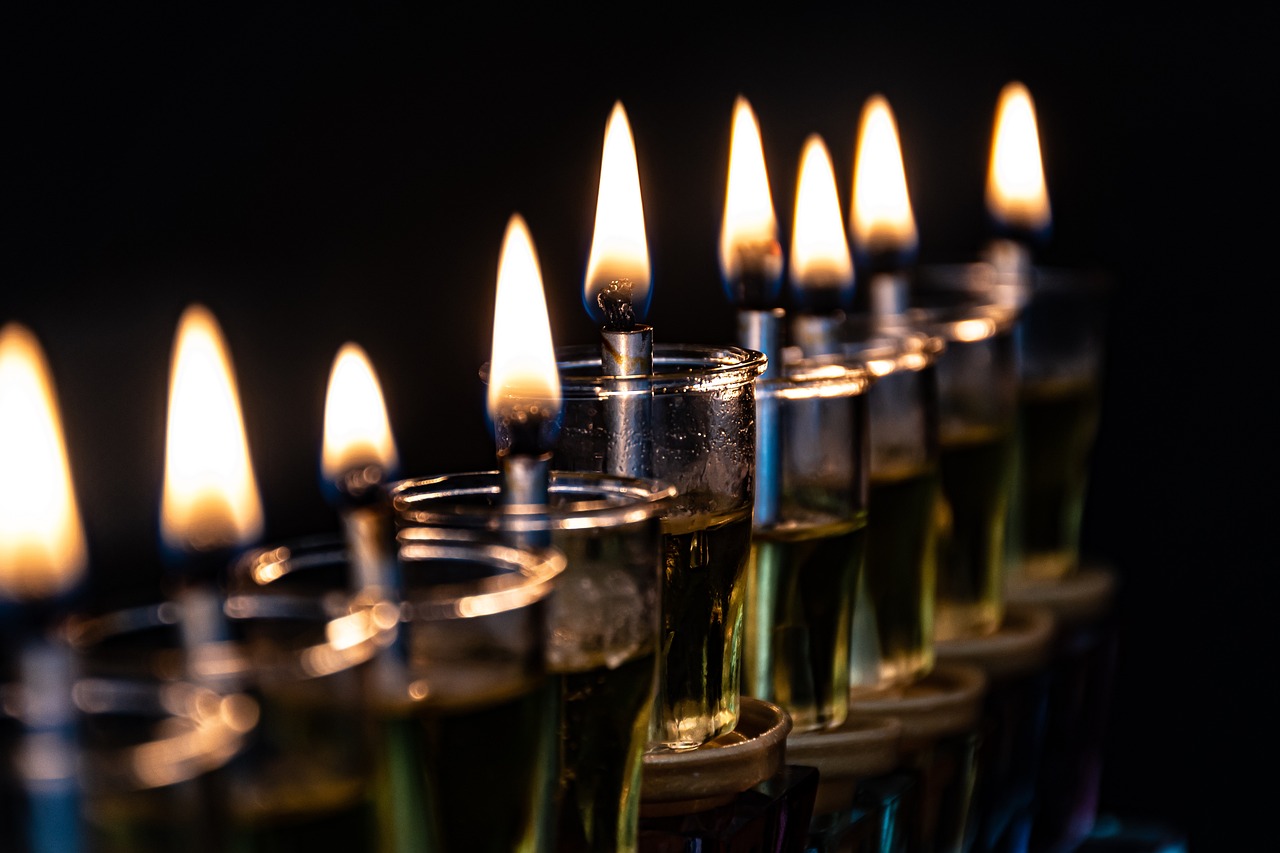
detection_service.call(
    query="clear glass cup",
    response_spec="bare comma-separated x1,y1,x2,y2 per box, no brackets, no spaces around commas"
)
812,319,945,693
546,343,766,751
389,471,674,853
1007,267,1110,583
229,535,565,853
909,270,1020,641
743,354,872,733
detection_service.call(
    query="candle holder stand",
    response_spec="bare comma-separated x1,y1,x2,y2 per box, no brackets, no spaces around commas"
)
637,696,816,852
848,661,988,853
390,471,675,853
1005,565,1118,853
935,603,1056,853
546,343,767,752
787,714,908,852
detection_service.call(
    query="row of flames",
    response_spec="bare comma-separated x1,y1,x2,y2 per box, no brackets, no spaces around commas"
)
0,82,1048,602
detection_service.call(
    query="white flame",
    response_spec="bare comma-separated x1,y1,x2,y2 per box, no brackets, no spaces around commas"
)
584,102,651,311
790,134,854,291
161,305,263,553
0,324,88,599
321,342,398,481
987,81,1051,232
850,94,918,254
488,215,561,419
720,95,780,281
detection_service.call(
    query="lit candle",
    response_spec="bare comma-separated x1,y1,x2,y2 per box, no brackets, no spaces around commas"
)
321,342,401,594
489,213,562,530
984,80,1051,291
849,94,918,317
0,322,87,853
160,304,263,663
584,100,653,478
719,94,784,525
789,132,856,352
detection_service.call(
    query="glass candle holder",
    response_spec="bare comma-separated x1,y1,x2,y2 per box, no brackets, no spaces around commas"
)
548,344,767,751
636,696,818,852
230,535,566,853
1007,267,1110,584
787,714,906,853
389,472,674,853
848,662,987,853
1006,566,1118,853
909,270,1020,642
936,603,1055,853
819,319,945,693
743,355,872,733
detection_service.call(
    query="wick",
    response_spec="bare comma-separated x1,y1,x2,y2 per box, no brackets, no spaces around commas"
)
598,279,636,332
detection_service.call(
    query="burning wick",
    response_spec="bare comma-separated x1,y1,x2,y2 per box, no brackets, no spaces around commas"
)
789,133,856,355
0,322,88,853
720,95,784,525
490,214,561,542
160,304,263,675
984,81,1051,303
321,342,401,595
586,100,653,477
850,94,918,319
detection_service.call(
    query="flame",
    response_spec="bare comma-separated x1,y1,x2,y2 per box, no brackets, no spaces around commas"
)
720,95,781,285
160,305,263,553
790,134,854,293
583,102,651,321
321,343,398,482
850,94,918,255
0,324,88,599
986,81,1050,232
488,215,561,420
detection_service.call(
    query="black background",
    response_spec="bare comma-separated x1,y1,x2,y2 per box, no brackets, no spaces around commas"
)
3,5,1272,849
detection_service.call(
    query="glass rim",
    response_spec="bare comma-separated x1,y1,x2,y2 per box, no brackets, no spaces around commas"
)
756,351,874,400
808,320,945,378
390,470,677,533
480,342,767,399
232,534,566,622
75,677,258,791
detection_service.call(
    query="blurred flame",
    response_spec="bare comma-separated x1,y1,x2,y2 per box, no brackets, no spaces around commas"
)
986,81,1050,232
584,102,651,316
161,305,263,553
790,134,854,292
0,323,87,600
720,95,780,282
488,215,561,420
321,343,398,482
850,94,918,255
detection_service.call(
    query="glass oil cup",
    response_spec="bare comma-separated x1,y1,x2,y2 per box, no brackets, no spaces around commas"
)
742,354,872,733
909,272,1019,642
390,472,673,853
548,344,767,751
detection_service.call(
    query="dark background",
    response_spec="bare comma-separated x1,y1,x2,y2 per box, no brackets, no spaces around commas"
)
3,5,1272,849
